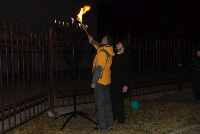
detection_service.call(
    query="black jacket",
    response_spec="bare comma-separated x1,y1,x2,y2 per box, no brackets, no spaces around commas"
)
191,57,200,91
110,52,132,104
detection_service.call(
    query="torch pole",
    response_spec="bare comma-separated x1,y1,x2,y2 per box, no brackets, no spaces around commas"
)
178,64,200,72
79,23,89,36
83,27,89,36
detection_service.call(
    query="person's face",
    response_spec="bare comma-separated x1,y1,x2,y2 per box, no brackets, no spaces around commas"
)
101,36,107,44
115,42,124,52
197,51,200,57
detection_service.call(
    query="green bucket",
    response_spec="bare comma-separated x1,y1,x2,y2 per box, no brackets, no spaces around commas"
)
130,101,140,110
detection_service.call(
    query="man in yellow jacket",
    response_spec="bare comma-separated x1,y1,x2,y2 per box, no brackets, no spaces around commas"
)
89,35,115,132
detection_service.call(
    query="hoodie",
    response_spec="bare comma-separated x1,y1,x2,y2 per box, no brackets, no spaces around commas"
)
91,40,115,85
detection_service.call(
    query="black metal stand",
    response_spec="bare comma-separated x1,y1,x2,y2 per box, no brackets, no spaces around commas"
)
55,75,97,130
54,22,97,130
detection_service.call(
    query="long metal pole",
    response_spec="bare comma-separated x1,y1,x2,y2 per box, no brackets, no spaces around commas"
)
49,29,54,112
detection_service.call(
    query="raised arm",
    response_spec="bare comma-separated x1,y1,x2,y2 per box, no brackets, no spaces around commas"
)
88,35,101,49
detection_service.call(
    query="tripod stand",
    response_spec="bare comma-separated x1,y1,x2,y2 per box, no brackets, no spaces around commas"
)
54,21,97,130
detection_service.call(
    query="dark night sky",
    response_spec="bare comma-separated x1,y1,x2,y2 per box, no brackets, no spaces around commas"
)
1,0,199,38
97,0,200,38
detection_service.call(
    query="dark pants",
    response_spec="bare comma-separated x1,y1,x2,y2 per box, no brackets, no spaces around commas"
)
195,90,200,100
94,83,113,129
112,103,125,123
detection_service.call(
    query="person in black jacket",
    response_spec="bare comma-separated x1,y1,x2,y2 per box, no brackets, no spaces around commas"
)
191,47,200,100
110,40,132,124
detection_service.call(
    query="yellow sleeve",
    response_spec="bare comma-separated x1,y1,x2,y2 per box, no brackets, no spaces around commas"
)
93,44,98,50
95,51,107,69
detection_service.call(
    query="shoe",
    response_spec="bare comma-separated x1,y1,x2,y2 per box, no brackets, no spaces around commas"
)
118,122,125,125
93,127,107,132
107,126,113,130
113,118,117,121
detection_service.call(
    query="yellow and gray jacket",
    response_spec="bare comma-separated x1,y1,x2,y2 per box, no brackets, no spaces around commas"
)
92,40,115,85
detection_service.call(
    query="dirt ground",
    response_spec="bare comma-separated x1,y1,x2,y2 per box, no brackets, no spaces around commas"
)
6,88,200,134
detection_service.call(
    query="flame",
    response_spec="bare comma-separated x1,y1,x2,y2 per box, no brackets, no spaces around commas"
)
77,5,91,23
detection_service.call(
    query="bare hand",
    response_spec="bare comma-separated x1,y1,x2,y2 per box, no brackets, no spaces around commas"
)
88,35,93,44
91,83,95,88
178,64,182,67
123,86,128,93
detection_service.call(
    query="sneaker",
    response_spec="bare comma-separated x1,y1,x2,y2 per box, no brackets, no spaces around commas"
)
107,126,113,130
113,118,117,121
118,122,125,125
93,127,107,132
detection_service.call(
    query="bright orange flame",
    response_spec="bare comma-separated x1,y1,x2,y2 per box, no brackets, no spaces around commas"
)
77,5,91,23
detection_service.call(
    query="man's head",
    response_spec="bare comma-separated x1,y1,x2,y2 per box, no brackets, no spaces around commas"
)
101,36,113,46
197,51,200,57
195,47,200,58
115,40,129,53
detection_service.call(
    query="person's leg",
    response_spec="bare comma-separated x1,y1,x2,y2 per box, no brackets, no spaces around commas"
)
195,90,198,100
116,103,125,124
110,86,116,121
112,103,117,120
94,83,107,130
195,90,200,100
104,84,113,128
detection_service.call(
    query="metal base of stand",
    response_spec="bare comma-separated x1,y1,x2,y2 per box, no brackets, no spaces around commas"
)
55,111,97,130
54,74,97,130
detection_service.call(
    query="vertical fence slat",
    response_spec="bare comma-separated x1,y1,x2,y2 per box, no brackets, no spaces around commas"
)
22,26,26,121
0,28,4,132
26,28,31,119
34,32,39,114
49,29,54,112
31,31,35,116
39,34,42,112
5,22,12,129
177,38,182,92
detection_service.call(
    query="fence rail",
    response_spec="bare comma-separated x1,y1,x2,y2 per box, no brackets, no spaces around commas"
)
0,20,198,133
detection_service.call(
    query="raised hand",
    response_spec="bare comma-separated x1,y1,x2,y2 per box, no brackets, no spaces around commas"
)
88,35,93,44
178,64,182,67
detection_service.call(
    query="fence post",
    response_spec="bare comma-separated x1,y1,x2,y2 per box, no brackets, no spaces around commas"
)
49,29,54,112
177,38,182,92
127,33,132,101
